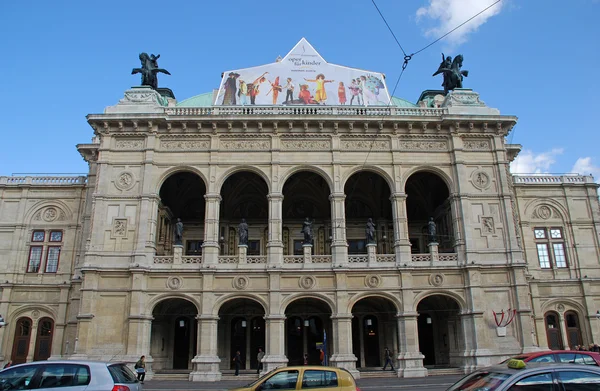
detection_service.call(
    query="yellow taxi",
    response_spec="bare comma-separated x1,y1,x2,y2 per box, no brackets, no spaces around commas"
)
228,366,360,391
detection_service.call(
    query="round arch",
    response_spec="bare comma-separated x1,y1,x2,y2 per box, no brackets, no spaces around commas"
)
341,166,395,194
401,166,454,194
24,199,74,224
278,166,334,194
523,198,570,222
215,166,272,194
540,298,587,316
212,294,269,317
9,305,58,322
154,166,209,194
347,292,401,314
280,293,336,315
146,293,201,315
413,290,466,312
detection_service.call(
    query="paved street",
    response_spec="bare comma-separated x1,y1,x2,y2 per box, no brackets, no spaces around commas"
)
142,374,464,391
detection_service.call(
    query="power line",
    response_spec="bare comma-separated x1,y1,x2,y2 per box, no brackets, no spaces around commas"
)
371,0,408,57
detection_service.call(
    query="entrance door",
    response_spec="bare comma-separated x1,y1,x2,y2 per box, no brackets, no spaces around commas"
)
545,312,563,350
565,311,582,349
33,318,54,361
11,318,32,364
230,318,247,370
418,313,435,366
173,317,191,369
363,316,380,367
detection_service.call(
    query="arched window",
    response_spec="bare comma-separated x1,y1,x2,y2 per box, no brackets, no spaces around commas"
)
545,312,563,350
564,311,582,349
34,317,54,361
11,317,33,364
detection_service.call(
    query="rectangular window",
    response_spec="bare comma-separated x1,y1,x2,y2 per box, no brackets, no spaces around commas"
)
247,240,261,255
28,246,43,273
45,247,61,273
49,231,63,242
553,243,567,268
32,230,45,242
537,244,551,269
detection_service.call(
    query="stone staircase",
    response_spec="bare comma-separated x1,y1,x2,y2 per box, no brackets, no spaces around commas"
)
358,368,397,378
427,367,464,376
151,370,189,381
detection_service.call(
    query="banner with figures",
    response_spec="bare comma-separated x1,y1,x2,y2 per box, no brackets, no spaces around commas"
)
215,38,391,107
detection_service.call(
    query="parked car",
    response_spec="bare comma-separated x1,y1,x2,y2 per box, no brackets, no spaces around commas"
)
447,359,600,390
0,360,141,391
229,366,360,391
500,350,600,366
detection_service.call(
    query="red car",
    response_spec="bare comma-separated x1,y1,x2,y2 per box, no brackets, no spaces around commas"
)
502,350,600,366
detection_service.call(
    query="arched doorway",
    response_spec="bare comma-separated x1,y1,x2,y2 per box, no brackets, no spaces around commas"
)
151,298,198,371
220,172,269,256
285,298,332,366
344,172,393,255
351,297,398,368
405,172,453,254
544,311,563,350
156,172,206,256
33,317,54,361
565,311,582,349
11,317,32,364
416,295,462,367
282,172,331,256
217,298,266,371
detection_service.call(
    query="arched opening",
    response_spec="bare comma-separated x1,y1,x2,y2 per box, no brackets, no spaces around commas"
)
219,172,269,256
11,317,32,364
151,298,198,371
156,172,206,256
217,298,266,372
565,311,582,349
344,172,393,255
282,172,331,256
33,317,54,361
284,298,332,366
351,297,397,369
544,311,563,350
405,172,453,254
416,295,462,368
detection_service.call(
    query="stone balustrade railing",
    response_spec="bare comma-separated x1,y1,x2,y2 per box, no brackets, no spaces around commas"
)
0,176,87,186
165,105,447,117
513,174,594,185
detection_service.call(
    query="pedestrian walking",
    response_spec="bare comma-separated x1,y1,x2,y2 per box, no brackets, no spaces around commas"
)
233,350,241,376
134,355,146,383
382,347,394,371
257,348,265,374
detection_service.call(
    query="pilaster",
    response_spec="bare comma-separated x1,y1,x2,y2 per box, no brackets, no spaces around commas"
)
390,193,410,264
262,315,288,373
395,312,426,378
329,313,358,378
329,193,348,266
267,193,284,266
202,194,222,267
190,315,221,381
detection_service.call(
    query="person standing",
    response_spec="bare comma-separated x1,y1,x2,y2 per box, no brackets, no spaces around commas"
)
283,78,295,103
382,347,394,371
233,350,241,376
256,348,265,374
134,355,146,383
303,353,309,365
319,349,325,365
3,360,12,369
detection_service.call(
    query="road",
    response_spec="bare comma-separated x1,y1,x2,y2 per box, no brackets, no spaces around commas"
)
142,374,464,391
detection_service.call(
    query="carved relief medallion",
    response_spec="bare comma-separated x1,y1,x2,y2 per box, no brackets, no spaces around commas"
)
365,274,381,288
233,276,249,290
557,303,565,312
537,205,552,220
113,219,128,237
481,217,495,234
299,276,316,290
471,170,491,190
429,273,445,287
31,310,40,320
115,172,135,191
166,276,183,290
43,207,58,222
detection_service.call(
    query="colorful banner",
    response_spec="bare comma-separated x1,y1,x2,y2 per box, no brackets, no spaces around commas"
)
215,38,391,107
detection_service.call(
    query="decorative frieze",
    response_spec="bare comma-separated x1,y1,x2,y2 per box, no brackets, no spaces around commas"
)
398,140,447,151
463,139,491,151
221,139,271,150
115,139,144,150
159,139,210,151
340,139,389,150
281,139,330,150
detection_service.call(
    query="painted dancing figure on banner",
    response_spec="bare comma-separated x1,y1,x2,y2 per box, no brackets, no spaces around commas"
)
248,72,269,105
338,82,347,105
304,74,333,104
348,79,361,105
283,77,295,103
221,72,240,105
267,76,283,105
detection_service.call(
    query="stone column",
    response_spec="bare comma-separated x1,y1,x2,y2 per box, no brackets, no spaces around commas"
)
329,193,348,266
202,194,222,267
262,315,288,373
190,315,221,381
459,311,483,373
559,313,570,349
26,321,39,362
330,313,358,378
396,312,426,378
390,193,410,265
267,193,284,267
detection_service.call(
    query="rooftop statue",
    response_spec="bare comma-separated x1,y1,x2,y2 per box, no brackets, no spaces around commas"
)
432,53,469,95
131,53,171,90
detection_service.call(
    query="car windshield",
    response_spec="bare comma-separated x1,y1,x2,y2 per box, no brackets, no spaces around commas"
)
447,371,511,390
108,364,137,384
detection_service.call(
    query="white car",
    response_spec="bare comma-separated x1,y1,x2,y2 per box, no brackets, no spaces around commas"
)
0,360,142,391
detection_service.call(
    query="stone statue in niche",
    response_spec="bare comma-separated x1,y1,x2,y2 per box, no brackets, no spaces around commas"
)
366,218,376,244
427,217,437,244
174,218,183,246
238,218,249,246
302,217,313,244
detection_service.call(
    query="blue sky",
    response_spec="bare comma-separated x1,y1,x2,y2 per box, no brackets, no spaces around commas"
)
1,0,598,179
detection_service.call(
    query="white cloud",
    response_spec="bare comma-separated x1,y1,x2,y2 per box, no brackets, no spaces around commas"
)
416,0,504,46
571,157,600,182
509,148,563,174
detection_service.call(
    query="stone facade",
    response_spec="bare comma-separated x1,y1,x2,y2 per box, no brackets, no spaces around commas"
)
0,85,598,381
